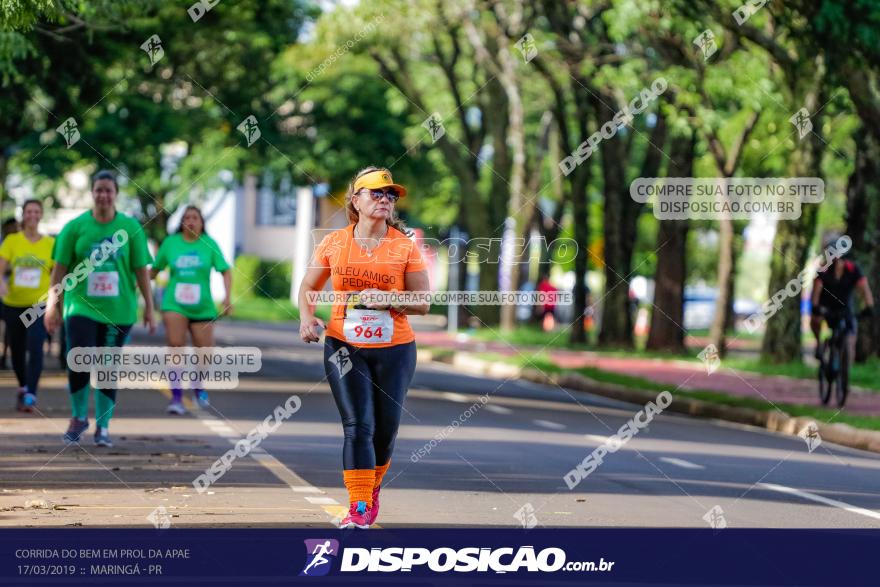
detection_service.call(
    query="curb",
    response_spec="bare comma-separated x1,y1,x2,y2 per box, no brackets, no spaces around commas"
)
421,349,880,455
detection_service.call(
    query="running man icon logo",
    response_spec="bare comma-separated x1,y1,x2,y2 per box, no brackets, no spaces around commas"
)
146,506,171,529
237,115,261,147
422,112,445,143
702,505,727,530
789,108,813,139
798,422,822,453
56,117,80,149
697,343,721,375
299,539,339,577
515,33,538,63
513,502,538,528
693,29,717,60
329,346,353,377
140,34,164,66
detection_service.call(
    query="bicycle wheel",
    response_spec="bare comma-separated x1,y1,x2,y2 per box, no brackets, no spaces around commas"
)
836,343,850,408
817,340,832,406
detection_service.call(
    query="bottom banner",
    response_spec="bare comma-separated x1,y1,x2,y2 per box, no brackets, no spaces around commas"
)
0,528,875,585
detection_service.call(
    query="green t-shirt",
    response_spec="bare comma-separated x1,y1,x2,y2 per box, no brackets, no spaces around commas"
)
52,211,152,325
153,233,230,320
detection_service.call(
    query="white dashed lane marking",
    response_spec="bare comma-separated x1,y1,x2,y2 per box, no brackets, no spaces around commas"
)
659,457,705,470
533,419,566,430
485,404,513,415
585,434,609,444
441,392,471,403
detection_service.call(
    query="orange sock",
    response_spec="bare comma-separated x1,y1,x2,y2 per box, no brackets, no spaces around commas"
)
343,469,376,506
374,461,391,490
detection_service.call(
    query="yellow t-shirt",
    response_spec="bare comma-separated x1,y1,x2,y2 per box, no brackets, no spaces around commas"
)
0,232,55,307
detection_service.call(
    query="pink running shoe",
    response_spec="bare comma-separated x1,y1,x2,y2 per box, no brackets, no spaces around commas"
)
339,500,371,529
365,485,381,525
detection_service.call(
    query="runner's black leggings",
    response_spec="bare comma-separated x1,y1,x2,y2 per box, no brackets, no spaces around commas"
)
324,336,417,470
66,315,132,403
3,305,48,393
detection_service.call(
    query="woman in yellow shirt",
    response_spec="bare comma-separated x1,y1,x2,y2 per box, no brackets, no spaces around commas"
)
0,200,55,412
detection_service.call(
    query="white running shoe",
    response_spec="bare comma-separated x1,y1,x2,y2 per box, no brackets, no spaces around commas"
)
166,401,186,415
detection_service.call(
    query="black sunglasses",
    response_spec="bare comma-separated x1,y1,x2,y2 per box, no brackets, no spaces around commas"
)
360,188,400,203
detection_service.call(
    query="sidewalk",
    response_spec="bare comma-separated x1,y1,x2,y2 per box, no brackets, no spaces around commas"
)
417,331,880,418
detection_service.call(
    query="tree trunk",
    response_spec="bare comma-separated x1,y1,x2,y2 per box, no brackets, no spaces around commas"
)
846,129,880,360
569,163,590,344
709,216,734,354
516,213,535,289
596,92,633,348
725,224,746,333
594,94,666,347
647,132,695,353
705,111,760,358
760,90,825,363
496,46,528,332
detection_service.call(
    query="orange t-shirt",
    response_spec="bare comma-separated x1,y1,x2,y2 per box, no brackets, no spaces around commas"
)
313,224,427,348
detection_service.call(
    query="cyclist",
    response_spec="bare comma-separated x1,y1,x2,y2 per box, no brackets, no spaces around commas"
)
810,235,874,361
45,170,155,447
0,200,54,411
151,205,232,414
298,167,429,529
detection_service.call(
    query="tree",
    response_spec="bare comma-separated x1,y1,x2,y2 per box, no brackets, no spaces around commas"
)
6,0,316,242
538,0,669,347
646,129,695,352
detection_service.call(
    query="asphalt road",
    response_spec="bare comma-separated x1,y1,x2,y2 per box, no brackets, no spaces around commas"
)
2,319,880,529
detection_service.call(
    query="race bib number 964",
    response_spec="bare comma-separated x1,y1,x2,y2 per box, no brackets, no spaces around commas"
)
343,309,393,344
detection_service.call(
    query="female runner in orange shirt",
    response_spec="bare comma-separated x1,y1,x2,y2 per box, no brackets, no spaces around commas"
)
298,167,429,529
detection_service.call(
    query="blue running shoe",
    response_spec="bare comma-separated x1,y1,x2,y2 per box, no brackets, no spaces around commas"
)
94,426,113,448
194,390,210,409
63,418,89,444
21,392,37,413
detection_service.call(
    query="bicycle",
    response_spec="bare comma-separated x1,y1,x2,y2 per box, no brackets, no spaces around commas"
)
816,308,850,408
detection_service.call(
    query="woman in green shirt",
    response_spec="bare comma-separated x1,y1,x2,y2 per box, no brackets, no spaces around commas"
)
0,200,54,411
45,170,155,448
151,206,232,414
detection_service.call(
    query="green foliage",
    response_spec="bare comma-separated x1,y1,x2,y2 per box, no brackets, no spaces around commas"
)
4,0,880,361
232,254,293,300
256,259,293,299
232,254,262,300
814,0,880,63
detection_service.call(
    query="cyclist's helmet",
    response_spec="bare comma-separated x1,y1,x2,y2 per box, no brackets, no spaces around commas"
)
821,230,852,261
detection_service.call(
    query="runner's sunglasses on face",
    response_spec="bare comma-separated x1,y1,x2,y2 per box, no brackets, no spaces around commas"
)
360,188,400,203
